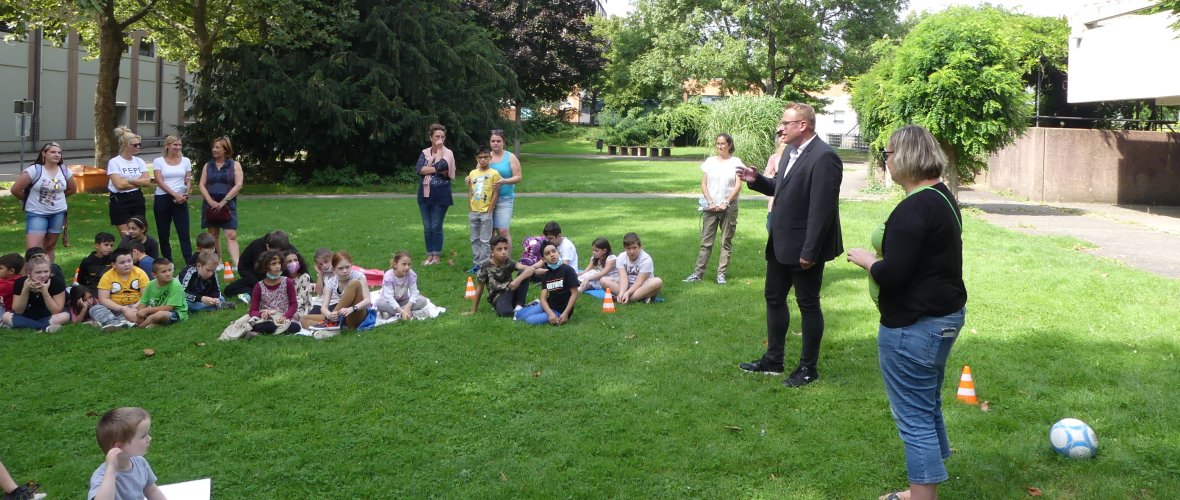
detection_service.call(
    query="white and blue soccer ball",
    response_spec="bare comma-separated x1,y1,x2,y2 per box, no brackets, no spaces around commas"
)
1050,418,1098,459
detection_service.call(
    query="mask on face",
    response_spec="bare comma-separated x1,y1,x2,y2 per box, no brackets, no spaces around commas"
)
286,261,299,274
266,272,283,280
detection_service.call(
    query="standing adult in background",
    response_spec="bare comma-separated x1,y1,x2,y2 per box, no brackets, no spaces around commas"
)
736,102,843,388
416,123,455,266
106,126,153,236
763,130,787,231
683,133,742,285
488,129,522,251
11,142,76,261
152,135,194,263
199,136,244,270
847,124,967,500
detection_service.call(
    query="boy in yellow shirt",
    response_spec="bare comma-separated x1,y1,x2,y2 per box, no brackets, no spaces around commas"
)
91,248,151,331
466,146,501,273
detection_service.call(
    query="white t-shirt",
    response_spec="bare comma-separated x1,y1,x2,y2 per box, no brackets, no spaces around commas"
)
557,237,579,271
152,156,192,195
107,155,149,193
700,155,743,206
323,270,366,307
617,249,655,282
22,164,72,215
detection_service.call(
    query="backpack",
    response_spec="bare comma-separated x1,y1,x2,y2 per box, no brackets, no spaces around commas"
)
18,164,43,211
519,236,547,266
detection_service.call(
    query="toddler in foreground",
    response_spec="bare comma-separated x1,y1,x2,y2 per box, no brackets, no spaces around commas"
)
88,407,165,500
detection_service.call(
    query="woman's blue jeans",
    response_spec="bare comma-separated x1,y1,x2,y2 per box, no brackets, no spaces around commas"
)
877,307,966,485
419,203,449,256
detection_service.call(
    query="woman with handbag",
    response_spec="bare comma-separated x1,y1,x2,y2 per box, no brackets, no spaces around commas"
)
198,136,244,271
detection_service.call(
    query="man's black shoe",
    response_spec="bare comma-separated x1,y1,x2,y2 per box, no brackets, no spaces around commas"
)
784,366,820,387
739,359,785,375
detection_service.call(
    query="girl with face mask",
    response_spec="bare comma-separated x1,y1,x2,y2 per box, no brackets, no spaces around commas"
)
514,242,580,325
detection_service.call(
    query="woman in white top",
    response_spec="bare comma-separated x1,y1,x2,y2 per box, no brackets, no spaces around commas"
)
684,133,743,285
152,135,194,263
10,142,76,261
106,126,153,236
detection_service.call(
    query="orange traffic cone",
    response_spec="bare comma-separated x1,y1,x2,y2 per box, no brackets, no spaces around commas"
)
956,365,979,405
72,267,80,286
223,262,234,281
602,289,616,313
464,277,477,299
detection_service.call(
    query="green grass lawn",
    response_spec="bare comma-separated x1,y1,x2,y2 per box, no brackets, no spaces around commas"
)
521,136,713,159
2,189,1179,498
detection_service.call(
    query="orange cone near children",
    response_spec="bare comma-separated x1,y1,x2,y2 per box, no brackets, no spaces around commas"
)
602,290,616,313
465,276,476,299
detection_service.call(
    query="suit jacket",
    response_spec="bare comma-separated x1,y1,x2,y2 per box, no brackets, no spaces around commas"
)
747,136,843,265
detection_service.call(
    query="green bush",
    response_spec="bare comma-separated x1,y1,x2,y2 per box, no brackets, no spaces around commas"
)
700,95,786,165
654,101,710,147
523,108,574,136
307,165,392,186
601,109,663,146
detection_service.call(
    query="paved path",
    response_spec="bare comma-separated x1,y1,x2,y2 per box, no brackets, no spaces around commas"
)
7,149,1179,278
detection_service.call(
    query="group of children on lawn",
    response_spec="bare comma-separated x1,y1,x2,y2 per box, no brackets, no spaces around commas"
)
0,152,664,336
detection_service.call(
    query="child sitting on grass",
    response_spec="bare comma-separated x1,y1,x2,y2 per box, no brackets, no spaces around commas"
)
123,240,153,278
376,251,431,321
1,255,68,333
77,232,115,289
515,242,580,325
91,248,150,331
247,249,301,336
136,258,188,328
185,232,216,267
577,237,618,294
118,217,160,261
0,253,24,314
179,250,233,313
283,250,316,319
464,235,534,317
602,232,664,304
67,284,97,326
306,251,371,332
88,407,164,500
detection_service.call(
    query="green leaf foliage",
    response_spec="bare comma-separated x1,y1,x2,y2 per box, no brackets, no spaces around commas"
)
699,95,786,168
182,0,516,179
851,6,1042,181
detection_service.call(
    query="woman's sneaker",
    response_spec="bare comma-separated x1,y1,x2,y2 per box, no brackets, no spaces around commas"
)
5,480,46,500
683,273,702,282
310,319,340,331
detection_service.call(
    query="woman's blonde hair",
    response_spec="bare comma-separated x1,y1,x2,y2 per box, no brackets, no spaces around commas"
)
163,135,182,159
114,126,140,150
212,136,234,158
888,125,947,184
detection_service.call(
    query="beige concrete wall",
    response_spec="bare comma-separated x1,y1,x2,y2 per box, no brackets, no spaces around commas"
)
987,127,1180,205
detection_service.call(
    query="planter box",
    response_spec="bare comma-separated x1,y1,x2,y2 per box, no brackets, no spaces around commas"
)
70,165,110,194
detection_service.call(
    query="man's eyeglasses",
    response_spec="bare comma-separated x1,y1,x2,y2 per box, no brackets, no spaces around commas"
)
781,120,806,127
880,150,894,161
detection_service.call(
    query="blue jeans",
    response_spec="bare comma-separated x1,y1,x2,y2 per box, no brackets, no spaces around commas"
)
515,303,551,325
26,211,66,234
154,194,193,263
878,307,966,485
419,203,450,256
188,298,228,313
10,313,50,330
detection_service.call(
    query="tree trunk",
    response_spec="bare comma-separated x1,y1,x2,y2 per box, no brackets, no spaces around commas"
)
766,29,777,96
942,143,960,199
94,15,128,167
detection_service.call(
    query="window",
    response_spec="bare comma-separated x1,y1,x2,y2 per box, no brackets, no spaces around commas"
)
833,110,846,125
138,39,156,57
137,109,157,122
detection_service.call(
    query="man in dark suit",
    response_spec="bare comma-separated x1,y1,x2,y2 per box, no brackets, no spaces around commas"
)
736,102,843,387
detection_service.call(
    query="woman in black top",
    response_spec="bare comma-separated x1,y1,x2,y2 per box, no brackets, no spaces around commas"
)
847,125,967,500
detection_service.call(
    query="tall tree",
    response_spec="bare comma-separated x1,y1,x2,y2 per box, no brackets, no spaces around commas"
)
597,0,905,109
851,6,1044,194
183,0,516,174
464,0,606,148
10,0,158,165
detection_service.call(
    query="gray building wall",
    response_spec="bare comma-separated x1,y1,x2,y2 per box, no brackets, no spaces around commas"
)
1,29,190,153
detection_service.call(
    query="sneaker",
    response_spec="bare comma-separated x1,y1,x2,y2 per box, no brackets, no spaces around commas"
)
238,293,251,304
5,481,44,500
216,263,224,271
43,324,62,334
310,319,340,331
682,273,702,282
119,321,137,329
784,366,820,388
739,359,785,375
468,264,480,274
100,322,122,333
716,274,727,284
312,329,339,339
220,300,237,310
